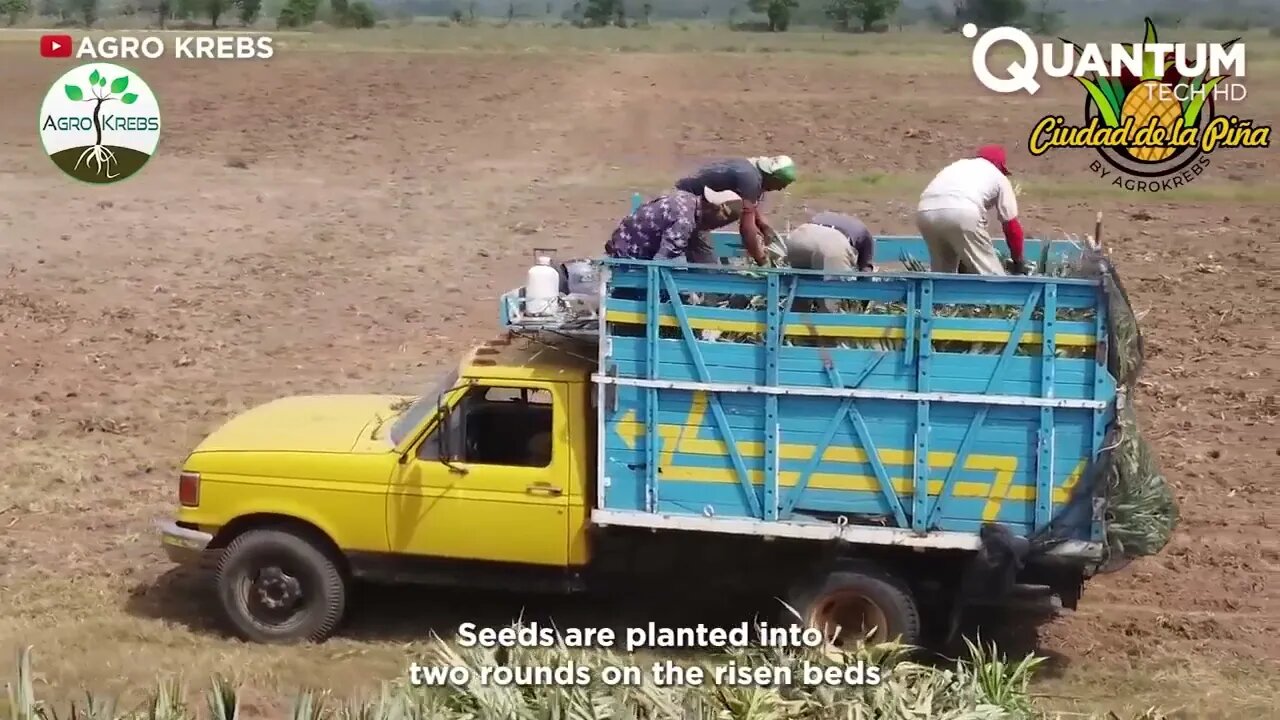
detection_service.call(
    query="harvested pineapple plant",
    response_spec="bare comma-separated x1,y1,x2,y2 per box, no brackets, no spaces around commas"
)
968,18,1271,192
38,63,161,184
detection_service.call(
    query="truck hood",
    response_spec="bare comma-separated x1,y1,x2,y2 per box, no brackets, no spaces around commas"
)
192,395,407,454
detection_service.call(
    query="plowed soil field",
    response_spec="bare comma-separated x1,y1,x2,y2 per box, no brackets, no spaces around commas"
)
1,28,1277,718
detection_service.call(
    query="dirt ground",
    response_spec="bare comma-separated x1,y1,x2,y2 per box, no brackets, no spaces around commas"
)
1,31,1277,718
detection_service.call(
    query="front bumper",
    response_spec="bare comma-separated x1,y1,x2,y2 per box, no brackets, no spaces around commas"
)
157,519,216,566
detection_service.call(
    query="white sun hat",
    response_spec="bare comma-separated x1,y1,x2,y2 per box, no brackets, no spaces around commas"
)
702,186,743,206
750,155,796,179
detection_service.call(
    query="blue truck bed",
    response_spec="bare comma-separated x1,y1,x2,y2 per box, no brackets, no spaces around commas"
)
499,197,1116,563
585,259,1113,563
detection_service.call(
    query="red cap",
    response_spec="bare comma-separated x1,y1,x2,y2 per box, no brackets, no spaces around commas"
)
976,144,1011,176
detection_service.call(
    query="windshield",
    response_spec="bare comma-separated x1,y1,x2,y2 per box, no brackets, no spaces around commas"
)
386,368,460,446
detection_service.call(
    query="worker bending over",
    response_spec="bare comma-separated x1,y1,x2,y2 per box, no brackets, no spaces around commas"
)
787,211,876,274
786,211,876,313
675,155,797,266
915,145,1028,275
605,186,744,264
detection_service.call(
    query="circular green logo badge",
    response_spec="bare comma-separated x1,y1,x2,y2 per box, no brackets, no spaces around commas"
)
39,62,162,184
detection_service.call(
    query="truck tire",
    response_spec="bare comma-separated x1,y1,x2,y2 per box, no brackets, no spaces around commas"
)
214,528,346,644
786,562,921,647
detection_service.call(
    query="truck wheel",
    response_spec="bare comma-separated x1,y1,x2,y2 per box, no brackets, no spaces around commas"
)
214,529,346,644
786,563,921,647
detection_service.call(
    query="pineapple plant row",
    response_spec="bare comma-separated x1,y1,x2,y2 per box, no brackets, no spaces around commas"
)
3,637,1173,720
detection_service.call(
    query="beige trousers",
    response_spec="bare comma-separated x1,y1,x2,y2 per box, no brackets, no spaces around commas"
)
786,223,855,313
915,207,1006,275
787,223,856,273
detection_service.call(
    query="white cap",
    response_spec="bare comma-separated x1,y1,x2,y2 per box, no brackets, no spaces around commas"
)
750,155,795,175
702,186,742,206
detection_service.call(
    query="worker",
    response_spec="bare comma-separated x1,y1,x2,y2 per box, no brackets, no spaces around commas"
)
787,211,876,274
605,186,744,264
674,155,797,266
915,144,1029,275
604,186,744,335
786,211,876,313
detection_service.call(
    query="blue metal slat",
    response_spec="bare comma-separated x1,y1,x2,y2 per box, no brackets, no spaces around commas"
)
762,274,783,520
912,279,934,532
644,265,660,512
1090,282,1111,544
904,284,917,362
1036,283,1058,530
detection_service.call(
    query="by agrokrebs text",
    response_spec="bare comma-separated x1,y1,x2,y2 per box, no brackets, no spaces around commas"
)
76,35,274,60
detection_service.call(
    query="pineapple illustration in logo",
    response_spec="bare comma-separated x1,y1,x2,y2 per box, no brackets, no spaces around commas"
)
1068,18,1238,164
1118,26,1182,161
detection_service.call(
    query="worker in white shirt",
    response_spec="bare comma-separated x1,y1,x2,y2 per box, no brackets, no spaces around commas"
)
915,145,1029,275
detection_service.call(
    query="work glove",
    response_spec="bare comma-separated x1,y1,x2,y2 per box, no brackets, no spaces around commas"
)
1004,257,1032,275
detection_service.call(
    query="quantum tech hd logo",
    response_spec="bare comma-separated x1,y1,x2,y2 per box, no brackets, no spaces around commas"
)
964,18,1271,192
40,63,161,184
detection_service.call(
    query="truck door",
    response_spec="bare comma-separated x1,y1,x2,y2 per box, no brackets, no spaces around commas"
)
386,380,571,566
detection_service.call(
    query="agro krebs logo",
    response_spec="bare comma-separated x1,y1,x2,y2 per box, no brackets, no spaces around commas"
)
39,63,161,184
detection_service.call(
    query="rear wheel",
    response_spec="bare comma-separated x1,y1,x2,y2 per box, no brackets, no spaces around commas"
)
786,562,921,647
214,529,346,644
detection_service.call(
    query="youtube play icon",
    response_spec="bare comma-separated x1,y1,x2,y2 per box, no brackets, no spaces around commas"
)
40,34,72,58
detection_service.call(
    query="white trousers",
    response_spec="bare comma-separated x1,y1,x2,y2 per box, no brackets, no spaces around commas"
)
914,207,1006,275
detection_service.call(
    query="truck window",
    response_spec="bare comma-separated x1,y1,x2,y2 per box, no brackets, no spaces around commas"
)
482,387,552,405
416,384,553,468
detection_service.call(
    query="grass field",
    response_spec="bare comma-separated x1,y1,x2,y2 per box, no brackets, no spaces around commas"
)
1,20,1278,719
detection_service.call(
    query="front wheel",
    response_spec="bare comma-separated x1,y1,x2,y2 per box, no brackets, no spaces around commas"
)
214,529,347,643
786,562,921,648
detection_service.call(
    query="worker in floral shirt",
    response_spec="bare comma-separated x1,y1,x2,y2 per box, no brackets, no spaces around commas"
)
605,186,744,264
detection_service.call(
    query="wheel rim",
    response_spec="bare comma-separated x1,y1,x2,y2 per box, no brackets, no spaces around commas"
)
234,555,311,633
808,589,890,647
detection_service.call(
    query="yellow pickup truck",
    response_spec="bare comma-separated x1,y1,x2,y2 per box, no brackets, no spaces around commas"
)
159,337,606,643
159,252,1142,646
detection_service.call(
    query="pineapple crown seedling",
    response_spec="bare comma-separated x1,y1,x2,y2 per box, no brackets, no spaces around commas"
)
1061,18,1240,161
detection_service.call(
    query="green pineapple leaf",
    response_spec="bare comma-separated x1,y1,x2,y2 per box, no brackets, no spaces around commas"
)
1140,17,1161,81
1075,76,1122,126
1059,35,1124,119
1098,76,1124,118
1184,76,1227,127
1178,35,1240,122
1179,75,1204,114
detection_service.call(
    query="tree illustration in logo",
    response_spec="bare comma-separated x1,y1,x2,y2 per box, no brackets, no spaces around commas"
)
1065,18,1239,166
63,68,140,180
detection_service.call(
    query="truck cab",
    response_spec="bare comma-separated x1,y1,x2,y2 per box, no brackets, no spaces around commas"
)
381,339,596,572
158,337,599,643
